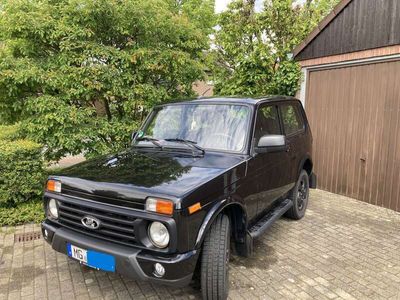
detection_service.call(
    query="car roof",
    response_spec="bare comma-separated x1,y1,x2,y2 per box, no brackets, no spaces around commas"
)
160,96,299,106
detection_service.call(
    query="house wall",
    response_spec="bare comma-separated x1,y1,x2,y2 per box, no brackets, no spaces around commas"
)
297,46,400,105
299,45,400,68
296,0,400,60
192,80,214,97
294,0,400,212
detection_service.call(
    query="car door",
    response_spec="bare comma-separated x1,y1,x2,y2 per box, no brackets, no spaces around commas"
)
250,103,289,215
279,101,307,186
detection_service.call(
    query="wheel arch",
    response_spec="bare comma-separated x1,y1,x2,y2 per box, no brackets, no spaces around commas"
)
194,200,247,249
298,155,313,176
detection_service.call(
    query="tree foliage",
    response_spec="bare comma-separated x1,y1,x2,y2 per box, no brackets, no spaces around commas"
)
211,0,340,96
0,0,214,160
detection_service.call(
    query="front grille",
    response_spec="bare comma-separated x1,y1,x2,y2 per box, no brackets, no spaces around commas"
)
57,200,138,247
61,188,144,210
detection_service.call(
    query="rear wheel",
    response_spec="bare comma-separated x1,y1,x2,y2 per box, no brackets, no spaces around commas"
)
201,214,230,300
285,170,309,220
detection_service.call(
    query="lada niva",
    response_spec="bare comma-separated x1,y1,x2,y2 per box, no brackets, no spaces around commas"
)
41,96,316,299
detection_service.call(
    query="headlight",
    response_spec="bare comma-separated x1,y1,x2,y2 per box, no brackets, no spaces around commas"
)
48,199,59,219
148,221,169,248
145,197,173,215
46,179,61,193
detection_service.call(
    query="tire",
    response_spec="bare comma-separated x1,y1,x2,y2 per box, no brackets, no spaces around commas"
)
201,214,231,300
285,170,310,220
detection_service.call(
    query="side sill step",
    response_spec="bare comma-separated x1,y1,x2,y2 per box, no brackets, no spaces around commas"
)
248,199,293,239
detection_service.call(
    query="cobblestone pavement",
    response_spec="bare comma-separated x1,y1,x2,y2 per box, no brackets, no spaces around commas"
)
49,154,85,169
1,190,400,300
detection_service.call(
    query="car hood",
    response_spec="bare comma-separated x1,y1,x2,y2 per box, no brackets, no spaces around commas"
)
52,148,247,207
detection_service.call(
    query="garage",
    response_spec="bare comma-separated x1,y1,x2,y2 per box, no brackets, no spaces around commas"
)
293,0,400,211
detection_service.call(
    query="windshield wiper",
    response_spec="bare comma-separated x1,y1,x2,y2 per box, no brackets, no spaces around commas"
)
135,136,163,149
164,138,205,154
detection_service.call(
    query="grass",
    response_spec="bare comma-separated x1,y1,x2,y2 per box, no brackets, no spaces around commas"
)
0,199,45,226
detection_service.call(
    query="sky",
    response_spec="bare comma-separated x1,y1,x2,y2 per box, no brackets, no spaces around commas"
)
215,0,307,13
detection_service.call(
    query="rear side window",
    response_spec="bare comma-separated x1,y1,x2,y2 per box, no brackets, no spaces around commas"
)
254,105,281,142
280,103,305,136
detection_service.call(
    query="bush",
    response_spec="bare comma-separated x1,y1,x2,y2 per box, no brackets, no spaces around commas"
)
0,124,19,141
0,129,46,206
0,199,44,226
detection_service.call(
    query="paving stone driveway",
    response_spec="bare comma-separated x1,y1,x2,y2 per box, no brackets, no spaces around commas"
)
1,190,400,300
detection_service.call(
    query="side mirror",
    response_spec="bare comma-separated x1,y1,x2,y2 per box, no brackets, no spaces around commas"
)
254,135,286,153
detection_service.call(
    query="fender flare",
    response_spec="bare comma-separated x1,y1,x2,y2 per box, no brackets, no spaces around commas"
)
297,154,313,177
194,199,247,249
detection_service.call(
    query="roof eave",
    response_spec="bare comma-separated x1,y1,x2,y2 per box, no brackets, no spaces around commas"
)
292,0,353,60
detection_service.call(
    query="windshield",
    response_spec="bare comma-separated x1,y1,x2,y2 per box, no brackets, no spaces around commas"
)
138,104,251,152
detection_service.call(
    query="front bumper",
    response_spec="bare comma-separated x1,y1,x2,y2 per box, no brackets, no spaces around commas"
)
41,220,199,287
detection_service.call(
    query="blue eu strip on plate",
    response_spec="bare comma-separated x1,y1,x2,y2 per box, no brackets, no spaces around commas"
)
67,243,115,272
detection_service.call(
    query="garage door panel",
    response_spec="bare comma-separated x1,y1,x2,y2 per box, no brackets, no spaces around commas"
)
375,62,393,207
319,70,331,191
387,64,400,211
324,69,337,192
379,62,398,208
306,60,400,212
384,107,399,210
347,66,363,199
365,63,385,206
355,64,371,201
345,66,360,199
337,67,353,196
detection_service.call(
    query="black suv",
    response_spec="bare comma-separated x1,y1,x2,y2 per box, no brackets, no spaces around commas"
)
42,96,316,299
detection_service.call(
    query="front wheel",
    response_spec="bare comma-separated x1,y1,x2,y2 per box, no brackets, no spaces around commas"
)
201,214,230,300
285,170,310,220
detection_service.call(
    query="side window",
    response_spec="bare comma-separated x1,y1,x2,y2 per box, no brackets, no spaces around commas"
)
280,103,305,136
254,105,281,142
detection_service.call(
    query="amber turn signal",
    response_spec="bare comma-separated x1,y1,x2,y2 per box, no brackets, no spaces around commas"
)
146,197,174,215
46,180,61,193
188,202,201,215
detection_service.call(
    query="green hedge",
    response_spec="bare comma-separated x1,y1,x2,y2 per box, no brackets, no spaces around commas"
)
0,124,19,141
0,199,44,226
0,126,46,207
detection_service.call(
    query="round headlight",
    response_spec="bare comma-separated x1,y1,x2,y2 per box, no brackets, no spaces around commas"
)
148,222,169,248
48,199,59,219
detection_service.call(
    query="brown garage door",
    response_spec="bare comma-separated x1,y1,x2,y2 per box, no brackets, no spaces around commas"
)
306,60,400,212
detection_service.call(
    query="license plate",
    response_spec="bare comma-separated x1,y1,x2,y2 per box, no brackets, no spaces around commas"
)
67,243,115,272
69,244,88,263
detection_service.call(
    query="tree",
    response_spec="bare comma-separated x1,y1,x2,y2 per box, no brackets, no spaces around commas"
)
211,0,340,97
166,0,216,35
0,0,214,160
